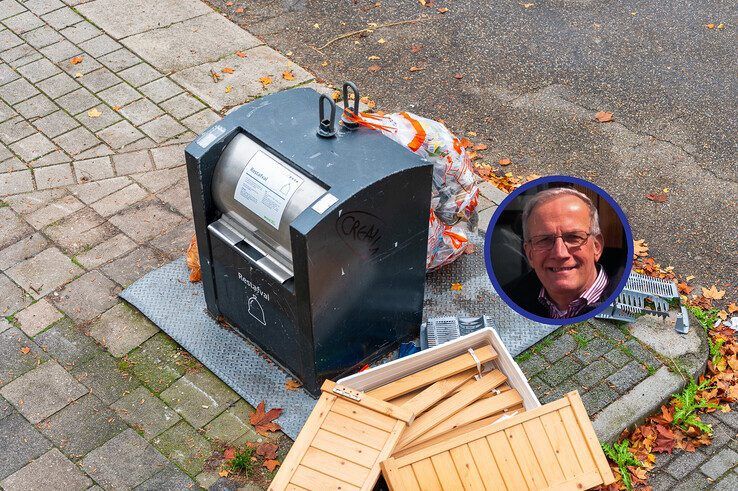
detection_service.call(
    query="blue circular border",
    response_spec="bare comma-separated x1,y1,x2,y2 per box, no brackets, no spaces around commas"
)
483,175,634,326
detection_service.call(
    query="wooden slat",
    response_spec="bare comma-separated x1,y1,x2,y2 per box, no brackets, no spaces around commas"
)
269,393,336,490
566,392,616,485
523,418,566,486
332,397,397,432
430,452,464,489
312,429,380,468
360,419,406,491
408,390,523,448
322,380,414,424
299,447,370,488
323,411,389,450
398,466,423,491
397,369,507,449
559,406,598,477
411,459,442,490
401,369,477,416
504,425,547,490
539,411,582,480
467,438,507,491
367,345,497,401
290,465,360,491
544,471,605,491
387,387,424,407
285,485,308,491
486,433,529,491
449,444,486,490
380,458,419,491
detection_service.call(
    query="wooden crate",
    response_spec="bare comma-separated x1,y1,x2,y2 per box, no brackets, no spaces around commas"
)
269,380,414,491
381,391,615,491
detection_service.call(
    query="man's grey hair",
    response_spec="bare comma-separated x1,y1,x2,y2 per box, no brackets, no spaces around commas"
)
521,187,601,241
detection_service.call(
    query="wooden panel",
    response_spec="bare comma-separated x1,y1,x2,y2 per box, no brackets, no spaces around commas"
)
364,420,407,491
504,425,547,489
397,370,507,449
449,444,486,490
567,392,616,485
401,369,476,416
324,380,414,423
312,429,380,468
559,406,598,476
523,418,565,485
323,411,389,450
430,452,464,489
290,465,360,491
332,397,397,432
545,471,606,491
411,460,442,490
367,345,497,401
539,411,582,480
299,447,370,487
487,433,529,491
285,485,308,491
467,438,507,491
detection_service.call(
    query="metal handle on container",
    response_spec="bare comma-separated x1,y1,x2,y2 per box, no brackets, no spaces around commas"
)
317,94,336,138
341,81,360,130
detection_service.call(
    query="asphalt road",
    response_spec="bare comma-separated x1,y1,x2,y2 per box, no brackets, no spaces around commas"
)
213,0,737,298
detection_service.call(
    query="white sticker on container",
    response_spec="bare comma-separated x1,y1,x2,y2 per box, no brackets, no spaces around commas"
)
311,193,338,214
233,150,303,229
196,125,226,148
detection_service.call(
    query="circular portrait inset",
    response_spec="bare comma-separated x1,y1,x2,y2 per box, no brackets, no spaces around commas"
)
484,176,632,325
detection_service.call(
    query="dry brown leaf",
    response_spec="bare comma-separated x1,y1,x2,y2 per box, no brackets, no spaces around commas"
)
633,239,649,257
717,310,728,321
249,401,283,436
223,447,236,460
87,108,102,118
282,70,295,80
702,286,726,300
70,56,83,65
595,111,614,123
256,442,278,460
706,23,715,29
20,346,31,354
210,69,222,83
221,67,235,74
259,76,272,87
437,7,449,13
218,469,229,477
263,459,280,472
111,105,122,111
453,73,464,80
410,44,422,53
474,143,488,151
498,157,511,166
235,51,247,58
285,378,302,390
226,1,233,5
409,66,424,72
235,6,244,12
646,193,668,203
186,235,201,283
330,90,341,102
451,282,462,291
368,64,382,72
418,0,426,5
728,303,738,314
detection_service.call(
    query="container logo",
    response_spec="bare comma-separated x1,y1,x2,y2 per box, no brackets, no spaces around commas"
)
336,211,385,259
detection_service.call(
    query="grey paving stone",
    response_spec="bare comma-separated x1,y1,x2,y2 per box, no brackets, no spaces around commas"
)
59,21,101,44
0,232,48,271
34,162,75,189
76,103,121,132
35,71,79,98
46,206,115,253
76,0,210,39
22,0,66,15
20,24,63,49
572,337,614,364
76,233,137,269
624,338,662,367
100,246,168,287
41,7,81,29
606,360,649,394
151,420,212,477
700,448,738,480
0,77,38,104
74,142,113,159
4,186,67,214
0,67,19,89
0,0,26,21
648,471,678,491
517,353,549,378
714,407,738,430
0,116,35,144
80,429,168,489
0,206,32,250
108,199,185,242
573,358,614,388
112,148,152,175
0,272,31,316
0,29,23,51
88,302,158,357
0,155,24,172
6,247,82,299
30,149,71,168
0,168,33,195
139,114,185,143
713,471,738,491
111,386,180,439
122,13,260,73
25,194,83,229
203,399,255,444
14,298,63,337
96,119,144,150
77,66,120,93
34,317,101,367
0,412,53,480
700,414,734,452
0,448,92,491
78,34,121,58
39,393,126,458
71,350,140,405
127,332,192,394
539,333,576,363
73,155,113,182
181,108,219,134
15,57,60,82
0,360,87,423
119,97,163,126
56,87,100,115
160,370,239,428
667,450,708,479
97,48,141,72
3,11,44,34
53,125,100,155
38,38,80,63
0,319,10,335
604,347,632,368
138,77,181,104
134,167,186,195
60,52,101,77
118,63,161,88
0,327,48,388
13,93,56,119
51,270,120,323
581,383,619,415
68,175,131,205
1,44,42,68
158,92,203,119
9,132,56,161
149,143,186,169
133,463,196,491
538,377,580,405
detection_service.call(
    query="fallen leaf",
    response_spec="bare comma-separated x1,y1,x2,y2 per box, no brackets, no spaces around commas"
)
418,0,426,5
321,60,329,67
410,44,423,53
20,346,31,355
368,64,382,72
595,111,614,123
677,282,693,295
378,38,386,44
409,66,424,72
73,72,83,78
686,275,695,281
235,51,247,58
453,73,464,79
186,235,202,282
285,378,302,390
70,56,83,65
282,70,295,80
221,67,235,74
499,157,511,166
717,310,728,321
451,282,462,291
467,131,477,136
728,303,738,314
250,401,283,436
521,2,535,8
459,137,472,148
210,69,222,83
717,23,725,29
87,108,102,118
235,6,244,12
646,193,668,203
263,459,280,472
474,143,488,151
633,239,649,257
702,286,726,300
367,55,380,60
226,1,233,5
256,442,278,460
259,76,272,88
313,23,320,29
111,105,121,111
218,469,230,477
225,85,232,93
706,23,715,29
330,90,341,102
437,7,449,13
223,447,236,461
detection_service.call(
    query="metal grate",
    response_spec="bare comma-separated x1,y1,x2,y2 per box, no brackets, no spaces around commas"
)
624,272,679,299
424,316,490,348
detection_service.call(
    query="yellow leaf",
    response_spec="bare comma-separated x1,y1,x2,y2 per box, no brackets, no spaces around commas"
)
70,56,84,65
378,38,386,44
218,469,229,477
87,108,102,118
706,23,715,29
717,23,725,29
701,285,726,300
282,70,295,80
367,55,380,60
522,2,535,8
685,275,695,282
418,0,426,5
259,76,272,87
728,302,738,314
330,90,341,102
717,310,728,320
313,23,320,29
468,131,477,136
437,7,449,13
221,67,235,74
73,72,83,78
451,282,462,291
285,378,302,390
112,105,121,111
225,85,232,93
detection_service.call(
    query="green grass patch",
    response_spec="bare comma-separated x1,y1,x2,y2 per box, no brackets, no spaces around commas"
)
515,351,533,363
228,447,256,476
602,440,642,491
644,363,657,376
572,332,589,349
688,306,719,330
672,379,722,435
0,200,8,208
618,344,635,358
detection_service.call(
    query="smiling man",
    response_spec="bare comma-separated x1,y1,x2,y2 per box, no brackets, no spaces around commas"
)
505,187,618,319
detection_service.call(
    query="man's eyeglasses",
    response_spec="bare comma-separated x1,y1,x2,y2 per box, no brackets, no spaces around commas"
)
527,231,592,251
